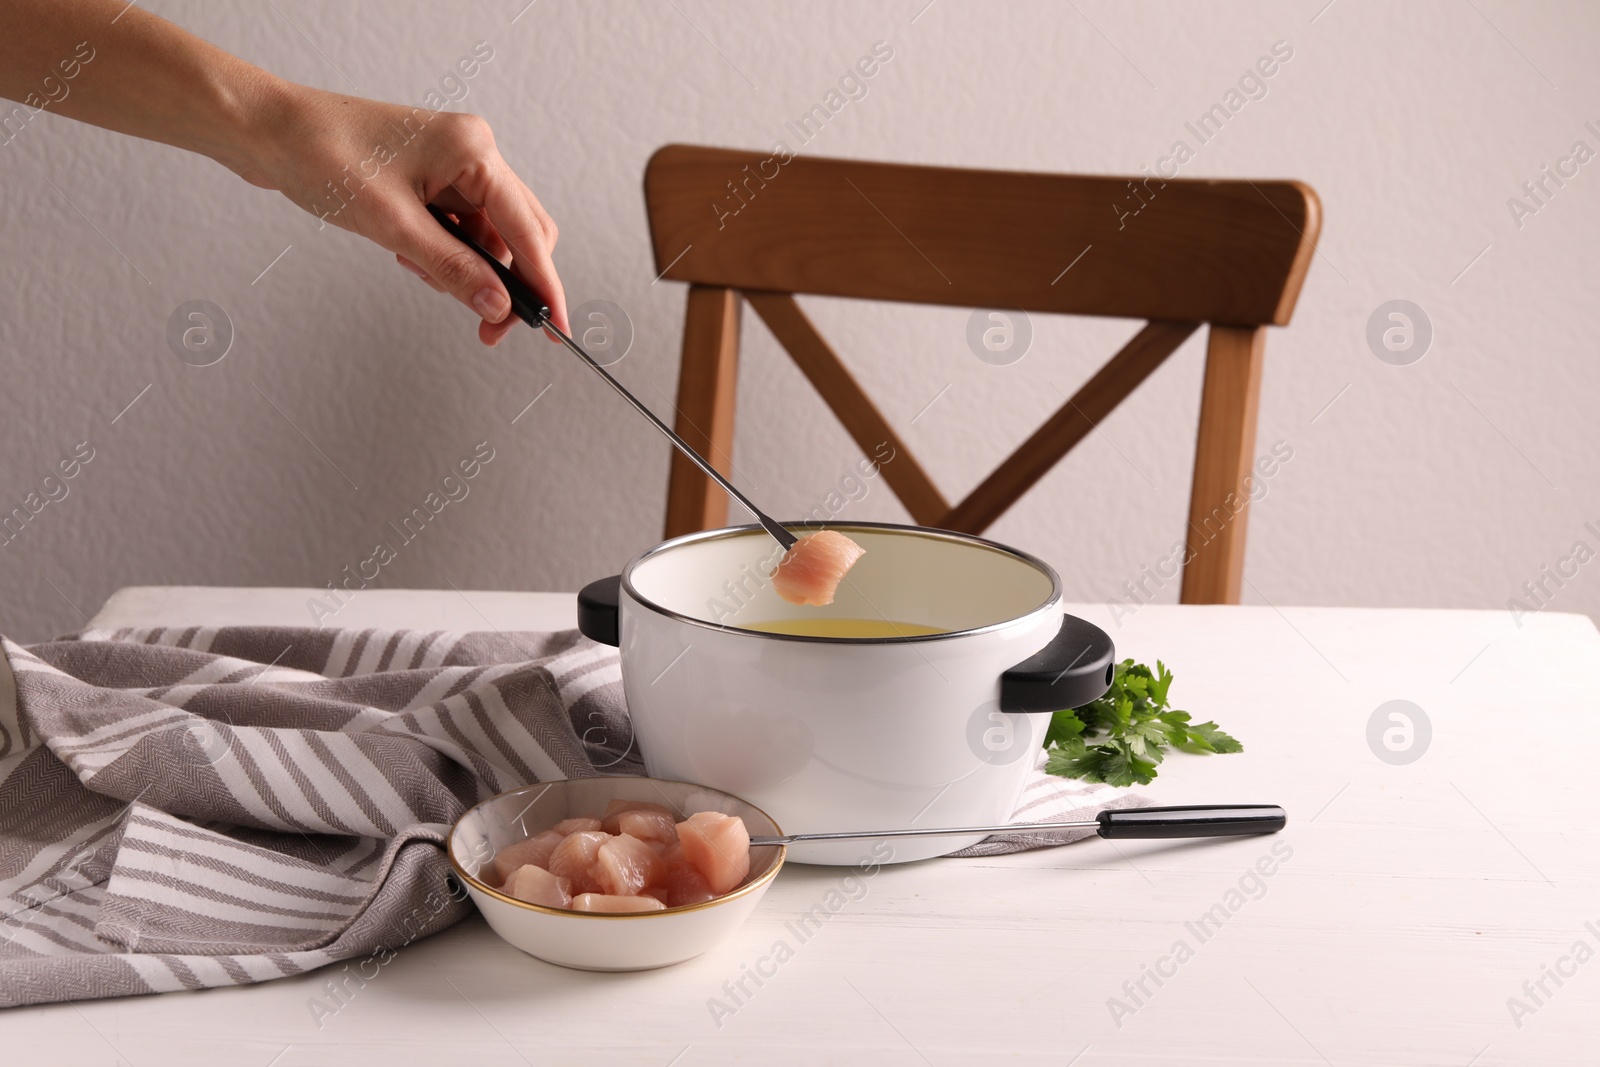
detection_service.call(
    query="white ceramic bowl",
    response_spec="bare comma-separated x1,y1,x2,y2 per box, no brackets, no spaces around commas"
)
448,777,786,971
577,523,1115,865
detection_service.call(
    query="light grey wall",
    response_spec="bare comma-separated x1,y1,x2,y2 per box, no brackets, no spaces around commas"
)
1,0,1595,640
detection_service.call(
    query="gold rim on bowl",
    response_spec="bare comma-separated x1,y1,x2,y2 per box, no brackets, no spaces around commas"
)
447,778,789,920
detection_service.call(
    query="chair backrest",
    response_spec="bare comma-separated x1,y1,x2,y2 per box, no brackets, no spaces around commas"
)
642,144,1320,604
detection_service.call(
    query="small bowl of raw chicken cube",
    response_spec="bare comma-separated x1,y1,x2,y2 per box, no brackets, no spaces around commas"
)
448,777,785,970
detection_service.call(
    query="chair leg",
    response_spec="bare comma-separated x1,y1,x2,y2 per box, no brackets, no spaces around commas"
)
664,285,742,539
1180,325,1266,605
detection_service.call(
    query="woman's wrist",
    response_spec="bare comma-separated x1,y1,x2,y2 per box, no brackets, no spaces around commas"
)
200,66,306,191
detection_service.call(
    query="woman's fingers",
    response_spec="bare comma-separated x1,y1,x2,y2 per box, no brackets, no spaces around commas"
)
476,167,568,336
382,197,513,327
396,254,445,292
460,209,512,267
481,313,519,346
462,196,524,346
479,316,512,346
442,170,567,346
456,209,519,345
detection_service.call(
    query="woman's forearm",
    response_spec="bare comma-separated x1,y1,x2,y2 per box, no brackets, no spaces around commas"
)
0,0,280,172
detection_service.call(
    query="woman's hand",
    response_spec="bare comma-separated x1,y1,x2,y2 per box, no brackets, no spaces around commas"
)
228,83,568,346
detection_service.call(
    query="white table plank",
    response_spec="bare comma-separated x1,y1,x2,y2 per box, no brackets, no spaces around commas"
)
3,589,1591,1064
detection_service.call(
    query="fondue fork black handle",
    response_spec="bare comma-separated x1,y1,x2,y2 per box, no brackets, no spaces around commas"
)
749,805,1288,846
426,204,797,554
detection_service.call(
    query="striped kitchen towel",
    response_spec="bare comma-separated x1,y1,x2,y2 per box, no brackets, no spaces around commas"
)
0,625,1138,1008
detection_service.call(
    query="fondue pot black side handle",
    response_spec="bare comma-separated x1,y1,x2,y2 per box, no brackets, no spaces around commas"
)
999,614,1116,713
578,576,622,646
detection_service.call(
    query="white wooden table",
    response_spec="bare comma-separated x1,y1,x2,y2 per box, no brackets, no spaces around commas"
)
7,587,1596,1065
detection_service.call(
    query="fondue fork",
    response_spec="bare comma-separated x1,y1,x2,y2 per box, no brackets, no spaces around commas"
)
427,204,797,553
746,805,1287,846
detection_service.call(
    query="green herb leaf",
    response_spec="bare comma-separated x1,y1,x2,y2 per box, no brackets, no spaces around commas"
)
1044,708,1087,748
1180,721,1244,755
1155,708,1194,747
1041,657,1241,785
1123,718,1171,763
1043,737,1101,779
1097,740,1160,788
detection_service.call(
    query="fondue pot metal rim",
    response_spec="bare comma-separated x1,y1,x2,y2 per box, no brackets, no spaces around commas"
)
576,521,1118,714
628,520,1062,645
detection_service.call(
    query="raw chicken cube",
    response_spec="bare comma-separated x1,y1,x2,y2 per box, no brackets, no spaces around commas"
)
599,799,676,836
675,811,751,894
504,864,572,909
491,830,566,884
547,830,611,895
615,810,679,845
551,817,604,835
595,834,661,897
571,893,667,913
770,531,866,606
651,843,717,908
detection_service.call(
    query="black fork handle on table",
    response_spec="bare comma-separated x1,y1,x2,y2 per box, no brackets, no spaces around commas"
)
1093,805,1286,839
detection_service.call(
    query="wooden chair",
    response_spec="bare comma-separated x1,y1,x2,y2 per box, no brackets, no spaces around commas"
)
642,145,1320,604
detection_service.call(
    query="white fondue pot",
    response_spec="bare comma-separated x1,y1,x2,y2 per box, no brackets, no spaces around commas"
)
577,522,1114,865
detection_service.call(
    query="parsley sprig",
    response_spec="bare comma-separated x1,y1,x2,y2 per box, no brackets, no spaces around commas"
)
1043,659,1241,787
